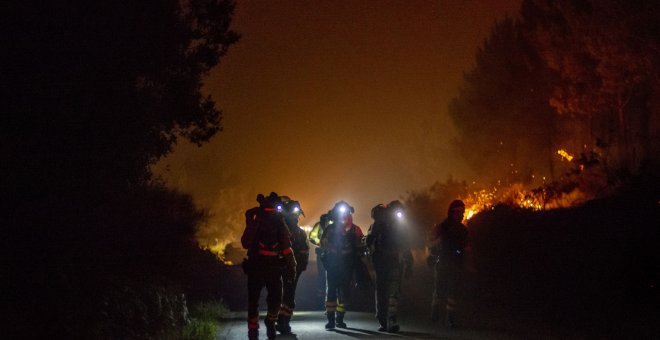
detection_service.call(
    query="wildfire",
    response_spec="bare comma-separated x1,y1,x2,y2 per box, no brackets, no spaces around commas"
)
460,148,589,223
557,149,574,162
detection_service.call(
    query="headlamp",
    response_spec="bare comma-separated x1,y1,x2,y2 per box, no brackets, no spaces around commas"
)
339,205,347,213
293,206,300,213
396,211,403,219
276,205,283,211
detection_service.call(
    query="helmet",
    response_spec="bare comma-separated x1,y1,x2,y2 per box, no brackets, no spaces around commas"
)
370,204,386,221
447,199,465,215
283,199,304,217
264,192,283,211
388,200,405,219
332,200,354,216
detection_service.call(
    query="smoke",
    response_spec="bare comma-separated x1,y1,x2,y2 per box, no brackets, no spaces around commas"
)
194,185,253,257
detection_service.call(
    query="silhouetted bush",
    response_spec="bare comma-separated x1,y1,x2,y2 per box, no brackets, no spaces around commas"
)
467,187,660,336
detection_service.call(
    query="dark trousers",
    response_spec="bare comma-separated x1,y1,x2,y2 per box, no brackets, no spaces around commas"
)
432,257,462,316
375,264,402,325
247,265,282,328
315,249,326,300
281,268,303,313
325,258,352,313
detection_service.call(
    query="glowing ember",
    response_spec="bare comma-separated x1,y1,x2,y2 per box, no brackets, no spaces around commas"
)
557,149,574,162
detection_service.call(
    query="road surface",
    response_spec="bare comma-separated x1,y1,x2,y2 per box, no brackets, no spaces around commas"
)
217,310,563,340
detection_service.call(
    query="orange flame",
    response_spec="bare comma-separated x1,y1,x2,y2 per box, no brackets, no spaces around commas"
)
460,149,589,223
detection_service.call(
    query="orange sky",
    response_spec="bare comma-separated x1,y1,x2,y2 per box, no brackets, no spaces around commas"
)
155,0,521,242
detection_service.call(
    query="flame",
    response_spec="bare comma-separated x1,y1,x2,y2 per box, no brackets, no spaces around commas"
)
557,149,574,162
461,179,586,224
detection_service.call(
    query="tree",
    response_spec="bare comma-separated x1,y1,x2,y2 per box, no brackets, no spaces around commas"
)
448,17,557,184
4,0,239,194
2,1,239,337
523,0,660,173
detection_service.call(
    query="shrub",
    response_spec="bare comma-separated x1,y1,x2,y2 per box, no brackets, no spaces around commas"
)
181,319,218,340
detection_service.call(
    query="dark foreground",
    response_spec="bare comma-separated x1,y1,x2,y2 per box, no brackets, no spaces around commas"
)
220,192,660,340
219,264,658,340
217,311,538,340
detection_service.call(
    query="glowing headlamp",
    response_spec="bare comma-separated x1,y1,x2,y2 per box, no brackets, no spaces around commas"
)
276,205,283,211
339,205,347,213
293,206,300,213
396,211,403,219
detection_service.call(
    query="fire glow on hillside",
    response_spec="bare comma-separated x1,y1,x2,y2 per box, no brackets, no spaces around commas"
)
461,149,589,223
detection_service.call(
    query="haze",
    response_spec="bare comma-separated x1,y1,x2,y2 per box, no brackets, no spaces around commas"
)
155,0,521,246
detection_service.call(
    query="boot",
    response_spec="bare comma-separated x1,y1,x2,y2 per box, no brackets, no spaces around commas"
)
387,315,399,333
248,317,259,339
325,312,335,329
377,315,387,332
265,318,277,339
335,311,347,328
276,314,291,334
446,311,456,328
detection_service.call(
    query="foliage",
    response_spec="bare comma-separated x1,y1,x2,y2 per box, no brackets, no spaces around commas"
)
181,319,219,340
190,300,231,321
467,189,660,336
448,0,660,186
94,280,190,340
2,0,238,338
179,300,229,340
449,16,557,184
522,0,660,173
4,0,239,192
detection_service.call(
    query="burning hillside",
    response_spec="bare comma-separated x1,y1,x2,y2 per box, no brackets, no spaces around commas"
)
460,149,609,224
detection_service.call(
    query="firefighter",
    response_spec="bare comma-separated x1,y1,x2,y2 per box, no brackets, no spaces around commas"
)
276,199,310,335
241,193,297,339
308,212,331,305
428,199,468,328
319,201,365,329
365,200,413,333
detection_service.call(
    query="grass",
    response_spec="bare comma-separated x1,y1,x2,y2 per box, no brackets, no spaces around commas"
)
181,300,230,340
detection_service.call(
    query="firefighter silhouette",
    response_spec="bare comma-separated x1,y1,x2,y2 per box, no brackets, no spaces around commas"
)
365,200,413,333
309,212,331,304
428,199,468,328
275,198,309,335
318,201,366,329
241,193,296,339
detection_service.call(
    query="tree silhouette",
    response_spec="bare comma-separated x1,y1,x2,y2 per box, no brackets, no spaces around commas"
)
4,0,239,193
2,1,239,337
523,0,660,174
448,17,557,184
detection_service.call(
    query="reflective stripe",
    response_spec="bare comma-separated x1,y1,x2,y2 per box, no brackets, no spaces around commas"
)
325,301,337,312
337,303,345,312
282,247,293,255
248,317,259,329
258,249,279,256
279,304,293,316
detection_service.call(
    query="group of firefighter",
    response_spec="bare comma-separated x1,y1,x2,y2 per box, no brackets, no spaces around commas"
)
241,192,468,339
